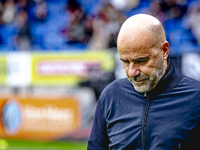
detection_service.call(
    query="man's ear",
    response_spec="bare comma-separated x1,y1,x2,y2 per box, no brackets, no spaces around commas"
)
162,41,169,60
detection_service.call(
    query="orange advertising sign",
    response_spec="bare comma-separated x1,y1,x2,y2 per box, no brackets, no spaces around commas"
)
0,95,80,141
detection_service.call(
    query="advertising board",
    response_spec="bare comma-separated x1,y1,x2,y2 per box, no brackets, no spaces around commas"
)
0,95,80,141
0,55,6,85
31,51,115,86
0,51,115,87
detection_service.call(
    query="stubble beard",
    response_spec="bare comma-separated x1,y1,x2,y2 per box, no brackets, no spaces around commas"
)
128,54,165,93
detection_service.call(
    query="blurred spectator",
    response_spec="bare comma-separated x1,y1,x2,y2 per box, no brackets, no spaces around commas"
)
66,0,80,14
182,1,200,44
61,1,126,50
61,0,90,44
15,0,30,10
14,9,31,50
159,0,187,19
146,0,187,24
33,0,48,22
83,15,93,44
109,0,140,11
87,2,126,50
66,8,86,44
145,0,166,23
87,15,108,49
0,0,15,24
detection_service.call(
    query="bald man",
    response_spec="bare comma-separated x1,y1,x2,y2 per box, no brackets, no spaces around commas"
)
88,14,200,150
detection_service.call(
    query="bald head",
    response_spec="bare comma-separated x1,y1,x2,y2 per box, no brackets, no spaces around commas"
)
117,14,166,50
117,14,169,93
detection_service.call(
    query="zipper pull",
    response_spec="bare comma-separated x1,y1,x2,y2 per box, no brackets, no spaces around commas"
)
144,92,147,97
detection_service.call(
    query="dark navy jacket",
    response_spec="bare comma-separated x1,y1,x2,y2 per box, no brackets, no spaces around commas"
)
88,60,200,150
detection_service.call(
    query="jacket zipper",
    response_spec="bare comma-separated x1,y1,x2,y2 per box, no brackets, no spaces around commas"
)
141,93,151,150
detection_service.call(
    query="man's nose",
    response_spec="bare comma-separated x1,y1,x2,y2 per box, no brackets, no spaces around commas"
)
128,62,140,77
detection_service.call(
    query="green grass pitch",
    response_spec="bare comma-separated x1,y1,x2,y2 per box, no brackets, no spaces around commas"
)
0,139,88,150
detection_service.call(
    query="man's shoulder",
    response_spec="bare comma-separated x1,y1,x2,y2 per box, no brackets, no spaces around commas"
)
99,78,133,100
104,78,131,91
182,75,200,85
111,77,130,85
179,75,200,91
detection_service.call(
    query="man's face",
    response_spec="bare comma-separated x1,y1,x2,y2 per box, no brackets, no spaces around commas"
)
118,39,165,93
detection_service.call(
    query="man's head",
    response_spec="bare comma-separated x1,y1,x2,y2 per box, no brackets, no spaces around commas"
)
117,14,169,93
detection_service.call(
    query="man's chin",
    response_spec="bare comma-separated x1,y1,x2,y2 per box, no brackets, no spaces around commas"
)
134,87,149,93
132,84,149,93
128,78,151,93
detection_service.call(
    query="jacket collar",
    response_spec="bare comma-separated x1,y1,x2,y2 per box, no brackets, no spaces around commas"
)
146,59,183,98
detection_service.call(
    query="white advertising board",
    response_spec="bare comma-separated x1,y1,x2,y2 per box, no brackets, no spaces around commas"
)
6,52,31,87
182,53,200,81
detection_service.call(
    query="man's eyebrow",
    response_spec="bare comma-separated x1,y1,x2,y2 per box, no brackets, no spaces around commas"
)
120,58,128,61
120,56,150,62
133,56,150,62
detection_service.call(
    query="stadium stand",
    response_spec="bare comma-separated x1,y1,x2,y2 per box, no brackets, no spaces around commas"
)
0,0,200,55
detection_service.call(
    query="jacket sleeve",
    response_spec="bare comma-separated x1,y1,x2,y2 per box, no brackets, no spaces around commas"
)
87,100,109,150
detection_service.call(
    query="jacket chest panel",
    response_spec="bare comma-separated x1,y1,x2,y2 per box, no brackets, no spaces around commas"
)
105,90,200,149
146,94,200,149
106,94,146,149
